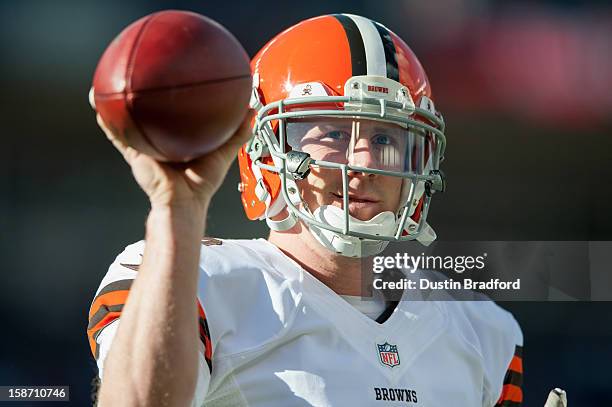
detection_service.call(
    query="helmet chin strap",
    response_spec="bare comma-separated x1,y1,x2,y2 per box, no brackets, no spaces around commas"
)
403,216,437,246
308,205,396,258
266,207,297,231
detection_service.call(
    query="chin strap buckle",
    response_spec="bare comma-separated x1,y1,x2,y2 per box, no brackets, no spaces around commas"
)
285,151,313,180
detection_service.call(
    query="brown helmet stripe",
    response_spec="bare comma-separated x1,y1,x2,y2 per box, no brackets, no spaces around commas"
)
332,14,367,77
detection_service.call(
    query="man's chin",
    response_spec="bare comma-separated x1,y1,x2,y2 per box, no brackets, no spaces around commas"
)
329,201,390,222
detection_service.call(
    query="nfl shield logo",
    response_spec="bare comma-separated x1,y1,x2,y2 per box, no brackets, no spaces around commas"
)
377,342,400,368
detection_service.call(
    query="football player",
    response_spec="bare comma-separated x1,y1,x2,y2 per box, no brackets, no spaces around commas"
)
88,14,524,406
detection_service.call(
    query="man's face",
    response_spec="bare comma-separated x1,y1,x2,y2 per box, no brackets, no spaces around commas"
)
287,118,415,221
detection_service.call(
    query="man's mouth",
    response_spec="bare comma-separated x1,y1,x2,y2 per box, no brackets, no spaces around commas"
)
331,192,380,204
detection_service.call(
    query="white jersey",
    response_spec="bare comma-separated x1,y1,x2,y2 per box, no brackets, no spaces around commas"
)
88,238,524,407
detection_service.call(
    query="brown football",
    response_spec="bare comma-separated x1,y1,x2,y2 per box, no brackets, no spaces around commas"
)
91,10,252,162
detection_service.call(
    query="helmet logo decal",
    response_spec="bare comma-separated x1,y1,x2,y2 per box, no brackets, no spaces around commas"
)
288,82,331,98
367,85,389,94
302,84,313,96
345,76,415,114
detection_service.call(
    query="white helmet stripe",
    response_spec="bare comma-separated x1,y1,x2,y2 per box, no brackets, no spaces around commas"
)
344,14,387,77
373,21,400,82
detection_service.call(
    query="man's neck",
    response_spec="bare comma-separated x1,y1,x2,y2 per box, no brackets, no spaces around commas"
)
268,223,370,296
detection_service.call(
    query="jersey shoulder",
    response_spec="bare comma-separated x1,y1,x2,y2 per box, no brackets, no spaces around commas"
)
87,240,144,361
196,238,303,359
444,300,522,406
96,240,144,292
198,238,284,273
449,300,523,346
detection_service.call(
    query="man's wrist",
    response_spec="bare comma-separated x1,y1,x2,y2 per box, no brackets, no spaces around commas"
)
147,201,208,238
149,199,209,220
143,203,207,270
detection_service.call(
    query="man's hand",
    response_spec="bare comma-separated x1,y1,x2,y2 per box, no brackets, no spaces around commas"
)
97,110,254,212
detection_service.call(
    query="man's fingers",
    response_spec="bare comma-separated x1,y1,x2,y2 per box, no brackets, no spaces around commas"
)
235,109,257,145
184,109,256,195
218,109,256,158
96,114,138,164
96,114,115,141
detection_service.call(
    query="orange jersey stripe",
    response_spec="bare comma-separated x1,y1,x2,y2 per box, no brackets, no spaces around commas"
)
508,355,523,374
87,310,123,356
89,289,130,321
498,384,523,403
87,281,213,373
87,281,133,359
197,301,206,319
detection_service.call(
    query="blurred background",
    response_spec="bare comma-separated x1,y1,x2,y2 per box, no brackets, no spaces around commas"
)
1,0,611,405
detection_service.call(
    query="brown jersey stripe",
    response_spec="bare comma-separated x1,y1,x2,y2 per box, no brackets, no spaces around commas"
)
495,401,522,407
88,279,134,319
514,345,523,358
502,368,523,387
87,279,133,359
119,263,141,271
199,322,212,372
88,303,124,330
87,308,123,359
198,301,213,372
199,318,212,356
87,277,213,372
495,345,524,406
96,279,134,297
89,289,130,322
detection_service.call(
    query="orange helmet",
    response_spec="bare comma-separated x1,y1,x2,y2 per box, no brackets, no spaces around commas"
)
238,14,446,257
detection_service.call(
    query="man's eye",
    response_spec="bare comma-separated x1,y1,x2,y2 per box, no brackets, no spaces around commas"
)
323,130,349,141
373,134,392,145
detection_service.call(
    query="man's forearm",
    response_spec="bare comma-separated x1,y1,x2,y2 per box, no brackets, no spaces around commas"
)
99,204,206,407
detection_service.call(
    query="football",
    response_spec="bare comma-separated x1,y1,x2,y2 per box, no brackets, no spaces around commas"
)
90,10,252,162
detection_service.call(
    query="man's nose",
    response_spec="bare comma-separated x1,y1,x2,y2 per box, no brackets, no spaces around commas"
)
347,138,378,176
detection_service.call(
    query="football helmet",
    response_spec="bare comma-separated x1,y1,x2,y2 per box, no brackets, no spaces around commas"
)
238,14,446,257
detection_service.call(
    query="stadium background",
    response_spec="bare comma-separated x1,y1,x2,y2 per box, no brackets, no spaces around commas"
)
1,0,611,405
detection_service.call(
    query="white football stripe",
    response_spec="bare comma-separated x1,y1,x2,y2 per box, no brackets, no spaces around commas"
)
345,14,387,77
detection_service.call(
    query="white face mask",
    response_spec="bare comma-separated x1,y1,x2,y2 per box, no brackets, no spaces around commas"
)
276,118,433,258
252,76,446,258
